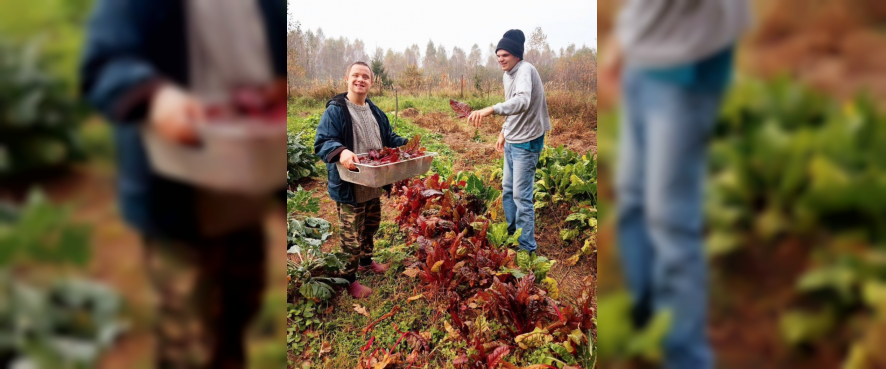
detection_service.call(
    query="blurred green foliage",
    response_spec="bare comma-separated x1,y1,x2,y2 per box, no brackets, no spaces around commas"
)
598,76,886,366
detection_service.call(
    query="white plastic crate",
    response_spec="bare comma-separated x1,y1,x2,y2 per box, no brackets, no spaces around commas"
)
141,119,286,194
336,152,437,188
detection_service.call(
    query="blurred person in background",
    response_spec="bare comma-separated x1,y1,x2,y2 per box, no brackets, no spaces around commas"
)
599,1,752,368
314,61,407,299
468,29,552,256
79,0,285,367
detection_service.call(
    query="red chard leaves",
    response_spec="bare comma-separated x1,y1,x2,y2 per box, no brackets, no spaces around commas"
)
450,99,473,119
361,134,428,166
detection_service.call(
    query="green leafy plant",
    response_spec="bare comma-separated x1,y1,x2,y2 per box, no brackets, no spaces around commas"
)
0,189,124,369
287,300,323,357
596,292,672,364
513,251,556,281
455,171,502,210
288,131,319,185
287,215,348,303
0,36,88,178
0,189,90,266
287,186,320,215
287,217,331,250
566,205,597,231
287,256,348,303
534,146,596,210
485,222,521,249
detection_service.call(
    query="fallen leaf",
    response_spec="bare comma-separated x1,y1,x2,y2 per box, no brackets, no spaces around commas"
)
419,331,432,341
444,320,460,340
565,254,580,266
373,353,402,369
468,302,478,309
431,260,445,273
406,349,419,364
407,294,423,302
354,304,371,318
301,347,314,359
319,341,332,356
323,304,335,314
514,327,553,350
564,339,575,353
568,329,586,345
403,267,420,278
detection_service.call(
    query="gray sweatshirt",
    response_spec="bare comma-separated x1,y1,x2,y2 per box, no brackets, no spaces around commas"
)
187,0,274,237
615,0,752,68
346,98,385,202
492,61,552,144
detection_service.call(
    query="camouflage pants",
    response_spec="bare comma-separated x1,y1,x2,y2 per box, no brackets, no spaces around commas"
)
142,224,267,369
337,198,382,276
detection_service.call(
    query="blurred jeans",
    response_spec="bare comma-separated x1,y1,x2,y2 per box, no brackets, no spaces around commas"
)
615,67,726,369
503,143,541,253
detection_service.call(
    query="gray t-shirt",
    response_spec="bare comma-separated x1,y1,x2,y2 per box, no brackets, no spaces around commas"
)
615,0,752,68
186,0,274,237
345,98,385,203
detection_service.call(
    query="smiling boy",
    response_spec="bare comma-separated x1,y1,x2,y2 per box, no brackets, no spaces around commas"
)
314,62,408,299
467,29,552,255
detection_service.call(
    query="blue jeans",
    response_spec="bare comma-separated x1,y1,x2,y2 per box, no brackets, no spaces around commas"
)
615,68,725,369
502,143,541,253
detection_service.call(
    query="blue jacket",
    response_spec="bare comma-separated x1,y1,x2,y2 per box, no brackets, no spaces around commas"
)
314,93,408,205
78,0,286,241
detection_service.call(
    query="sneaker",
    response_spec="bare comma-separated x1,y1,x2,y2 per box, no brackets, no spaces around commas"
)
357,261,389,274
347,281,373,299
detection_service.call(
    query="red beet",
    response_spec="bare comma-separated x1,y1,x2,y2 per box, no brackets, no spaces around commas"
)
204,83,287,124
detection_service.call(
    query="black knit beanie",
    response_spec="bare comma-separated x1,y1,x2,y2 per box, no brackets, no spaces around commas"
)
495,29,525,60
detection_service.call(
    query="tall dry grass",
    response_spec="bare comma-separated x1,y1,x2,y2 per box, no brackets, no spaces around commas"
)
546,90,597,130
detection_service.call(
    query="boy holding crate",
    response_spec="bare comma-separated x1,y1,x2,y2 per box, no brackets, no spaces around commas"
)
315,61,409,299
79,0,285,367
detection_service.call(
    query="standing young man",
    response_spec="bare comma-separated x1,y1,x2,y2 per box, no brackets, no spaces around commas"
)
600,1,752,368
79,0,285,367
315,62,408,299
468,29,551,255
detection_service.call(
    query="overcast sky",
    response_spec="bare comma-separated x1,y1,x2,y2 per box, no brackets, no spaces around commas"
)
289,0,596,58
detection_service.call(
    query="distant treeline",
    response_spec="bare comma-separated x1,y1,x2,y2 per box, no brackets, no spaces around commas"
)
288,21,596,94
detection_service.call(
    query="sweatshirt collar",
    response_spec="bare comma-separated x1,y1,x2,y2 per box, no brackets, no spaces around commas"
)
506,60,523,76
